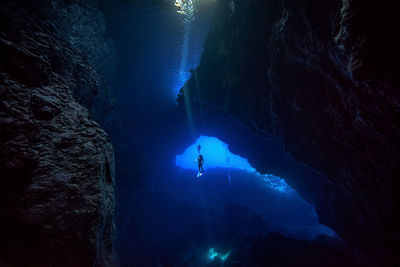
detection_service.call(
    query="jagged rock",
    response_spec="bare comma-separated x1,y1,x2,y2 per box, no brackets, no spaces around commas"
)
0,2,115,266
41,0,118,130
179,0,400,264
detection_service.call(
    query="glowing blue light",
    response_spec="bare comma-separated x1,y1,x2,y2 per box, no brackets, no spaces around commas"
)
176,136,253,171
206,248,230,262
176,136,290,192
220,251,230,261
207,248,218,261
259,173,291,192
174,70,192,97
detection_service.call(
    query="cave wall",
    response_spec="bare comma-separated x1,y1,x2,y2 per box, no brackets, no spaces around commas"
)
40,0,118,130
179,0,400,263
0,1,116,265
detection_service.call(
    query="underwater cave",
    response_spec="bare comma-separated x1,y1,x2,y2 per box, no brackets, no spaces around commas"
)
1,0,400,266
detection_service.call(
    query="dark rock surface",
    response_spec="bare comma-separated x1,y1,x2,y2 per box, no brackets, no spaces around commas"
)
44,0,117,79
41,0,118,129
0,1,115,266
179,0,400,264
247,232,356,266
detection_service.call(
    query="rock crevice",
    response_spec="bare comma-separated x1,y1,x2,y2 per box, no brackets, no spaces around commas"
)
179,0,400,263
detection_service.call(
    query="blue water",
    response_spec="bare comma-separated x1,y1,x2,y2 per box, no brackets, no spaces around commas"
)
176,135,290,192
102,2,343,265
176,136,253,171
175,136,335,240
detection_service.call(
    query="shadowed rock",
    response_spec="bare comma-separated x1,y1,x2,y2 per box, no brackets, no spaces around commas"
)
178,0,400,264
0,1,115,266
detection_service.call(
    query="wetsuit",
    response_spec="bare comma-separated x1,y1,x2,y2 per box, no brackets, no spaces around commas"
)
198,154,204,173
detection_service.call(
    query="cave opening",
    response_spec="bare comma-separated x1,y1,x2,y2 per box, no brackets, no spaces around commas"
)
4,0,399,265
101,1,354,265
174,135,336,240
116,126,343,265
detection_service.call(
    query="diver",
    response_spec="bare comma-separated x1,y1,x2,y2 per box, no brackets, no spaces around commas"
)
196,154,204,176
195,144,204,177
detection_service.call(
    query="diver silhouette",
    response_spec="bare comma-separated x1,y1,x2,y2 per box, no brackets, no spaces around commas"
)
196,145,204,176
196,154,204,176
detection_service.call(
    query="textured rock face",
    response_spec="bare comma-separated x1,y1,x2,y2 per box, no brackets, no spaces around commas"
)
0,2,115,266
44,0,117,79
41,0,118,129
179,0,400,263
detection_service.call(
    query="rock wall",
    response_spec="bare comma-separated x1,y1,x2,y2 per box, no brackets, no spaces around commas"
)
179,0,400,263
41,0,118,130
0,1,115,266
